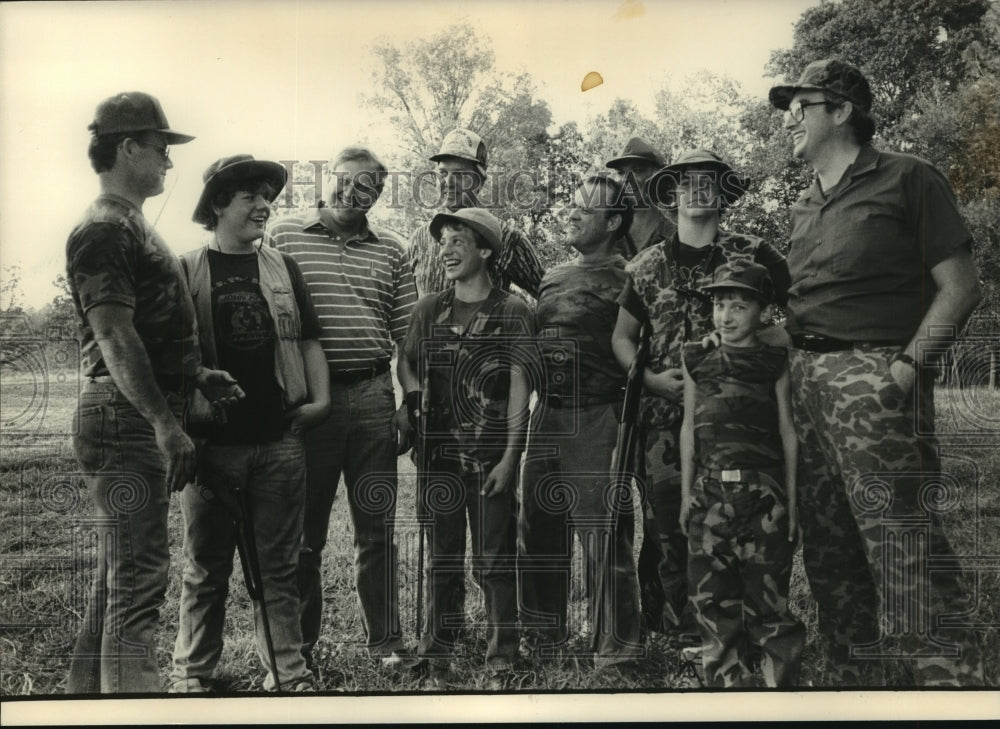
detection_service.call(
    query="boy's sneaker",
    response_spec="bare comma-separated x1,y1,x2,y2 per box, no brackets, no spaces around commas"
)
380,648,416,670
168,677,210,694
290,679,316,692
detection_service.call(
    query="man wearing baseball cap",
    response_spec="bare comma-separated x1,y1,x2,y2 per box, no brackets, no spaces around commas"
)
770,59,983,685
611,149,789,647
400,207,534,688
605,136,676,258
409,128,545,299
169,156,328,692
64,92,242,693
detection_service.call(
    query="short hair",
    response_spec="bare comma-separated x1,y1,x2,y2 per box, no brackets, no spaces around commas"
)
440,221,497,272
823,91,876,145
580,173,634,242
203,179,278,231
329,145,388,191
87,133,129,173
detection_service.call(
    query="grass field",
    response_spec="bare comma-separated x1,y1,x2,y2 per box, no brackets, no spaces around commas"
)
1,369,999,695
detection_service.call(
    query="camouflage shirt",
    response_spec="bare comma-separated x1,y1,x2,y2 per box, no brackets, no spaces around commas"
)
404,286,536,471
409,215,544,299
535,255,627,400
66,194,200,379
618,230,788,427
683,342,787,472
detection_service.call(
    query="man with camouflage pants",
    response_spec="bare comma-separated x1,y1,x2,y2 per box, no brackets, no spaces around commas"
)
611,150,789,643
770,59,983,685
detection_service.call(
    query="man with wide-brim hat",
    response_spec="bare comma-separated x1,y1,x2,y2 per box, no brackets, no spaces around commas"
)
409,127,544,298
768,58,984,687
611,148,789,646
64,92,245,694
169,154,329,692
605,136,676,259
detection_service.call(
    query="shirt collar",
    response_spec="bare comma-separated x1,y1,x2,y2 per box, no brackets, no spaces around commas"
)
802,144,880,204
301,202,377,242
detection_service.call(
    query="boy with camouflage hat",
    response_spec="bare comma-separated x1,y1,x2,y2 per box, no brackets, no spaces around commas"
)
678,261,804,687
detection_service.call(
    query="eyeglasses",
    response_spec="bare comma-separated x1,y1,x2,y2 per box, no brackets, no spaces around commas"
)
786,100,834,123
134,141,171,162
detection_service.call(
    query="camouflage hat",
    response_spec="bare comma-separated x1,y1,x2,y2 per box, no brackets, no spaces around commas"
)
701,260,774,304
768,59,873,112
192,155,288,226
430,207,502,254
88,91,194,144
647,149,749,208
605,136,666,170
430,128,488,178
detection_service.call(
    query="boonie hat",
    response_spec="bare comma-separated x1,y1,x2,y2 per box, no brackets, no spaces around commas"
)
701,260,774,304
430,207,502,255
605,137,666,170
768,59,873,112
430,128,488,178
192,155,288,226
648,149,749,208
88,91,194,144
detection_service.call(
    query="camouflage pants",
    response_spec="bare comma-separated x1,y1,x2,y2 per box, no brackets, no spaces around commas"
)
519,403,643,667
687,468,804,687
636,422,693,635
790,346,982,686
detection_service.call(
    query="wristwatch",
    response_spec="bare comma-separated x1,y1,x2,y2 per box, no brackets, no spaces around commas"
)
891,351,918,370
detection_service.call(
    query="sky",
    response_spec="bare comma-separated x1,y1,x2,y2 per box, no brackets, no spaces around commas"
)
0,0,819,309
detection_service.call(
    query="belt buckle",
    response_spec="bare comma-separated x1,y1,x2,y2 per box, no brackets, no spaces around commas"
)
721,469,742,482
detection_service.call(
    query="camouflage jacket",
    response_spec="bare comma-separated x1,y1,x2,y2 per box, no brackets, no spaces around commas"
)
404,286,536,472
621,230,775,427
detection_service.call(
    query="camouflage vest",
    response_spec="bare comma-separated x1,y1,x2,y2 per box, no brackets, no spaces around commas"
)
625,229,763,427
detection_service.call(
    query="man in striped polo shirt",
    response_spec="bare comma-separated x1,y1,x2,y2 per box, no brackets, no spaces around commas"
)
409,128,545,299
266,146,418,673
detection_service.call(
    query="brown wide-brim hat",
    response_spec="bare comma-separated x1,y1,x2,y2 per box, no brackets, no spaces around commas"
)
605,136,666,170
192,155,288,226
430,207,502,255
768,58,873,112
647,149,749,208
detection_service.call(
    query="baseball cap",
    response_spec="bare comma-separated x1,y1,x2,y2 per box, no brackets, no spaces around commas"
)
88,91,194,143
768,59,873,112
192,155,288,226
648,149,749,208
430,128,488,178
605,136,666,170
430,207,502,254
701,260,774,304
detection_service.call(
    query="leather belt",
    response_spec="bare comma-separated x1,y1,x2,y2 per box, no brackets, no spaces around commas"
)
329,361,391,384
791,333,903,353
87,373,186,393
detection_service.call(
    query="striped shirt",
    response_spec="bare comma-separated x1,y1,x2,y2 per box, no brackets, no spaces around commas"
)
409,215,544,298
266,209,417,371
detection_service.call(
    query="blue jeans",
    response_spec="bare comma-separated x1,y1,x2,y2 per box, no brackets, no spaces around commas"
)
519,403,643,668
297,371,402,662
170,433,313,689
66,381,181,693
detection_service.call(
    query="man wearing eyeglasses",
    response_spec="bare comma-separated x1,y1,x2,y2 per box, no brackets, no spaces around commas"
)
64,92,242,692
611,149,789,648
769,59,983,686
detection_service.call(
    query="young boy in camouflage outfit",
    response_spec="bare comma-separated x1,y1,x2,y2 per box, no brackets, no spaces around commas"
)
679,261,805,687
401,207,534,689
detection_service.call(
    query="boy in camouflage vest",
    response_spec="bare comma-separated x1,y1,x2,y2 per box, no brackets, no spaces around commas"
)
401,207,534,689
679,261,804,687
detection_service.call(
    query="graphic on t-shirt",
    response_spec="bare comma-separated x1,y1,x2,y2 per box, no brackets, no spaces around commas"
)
213,278,275,351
